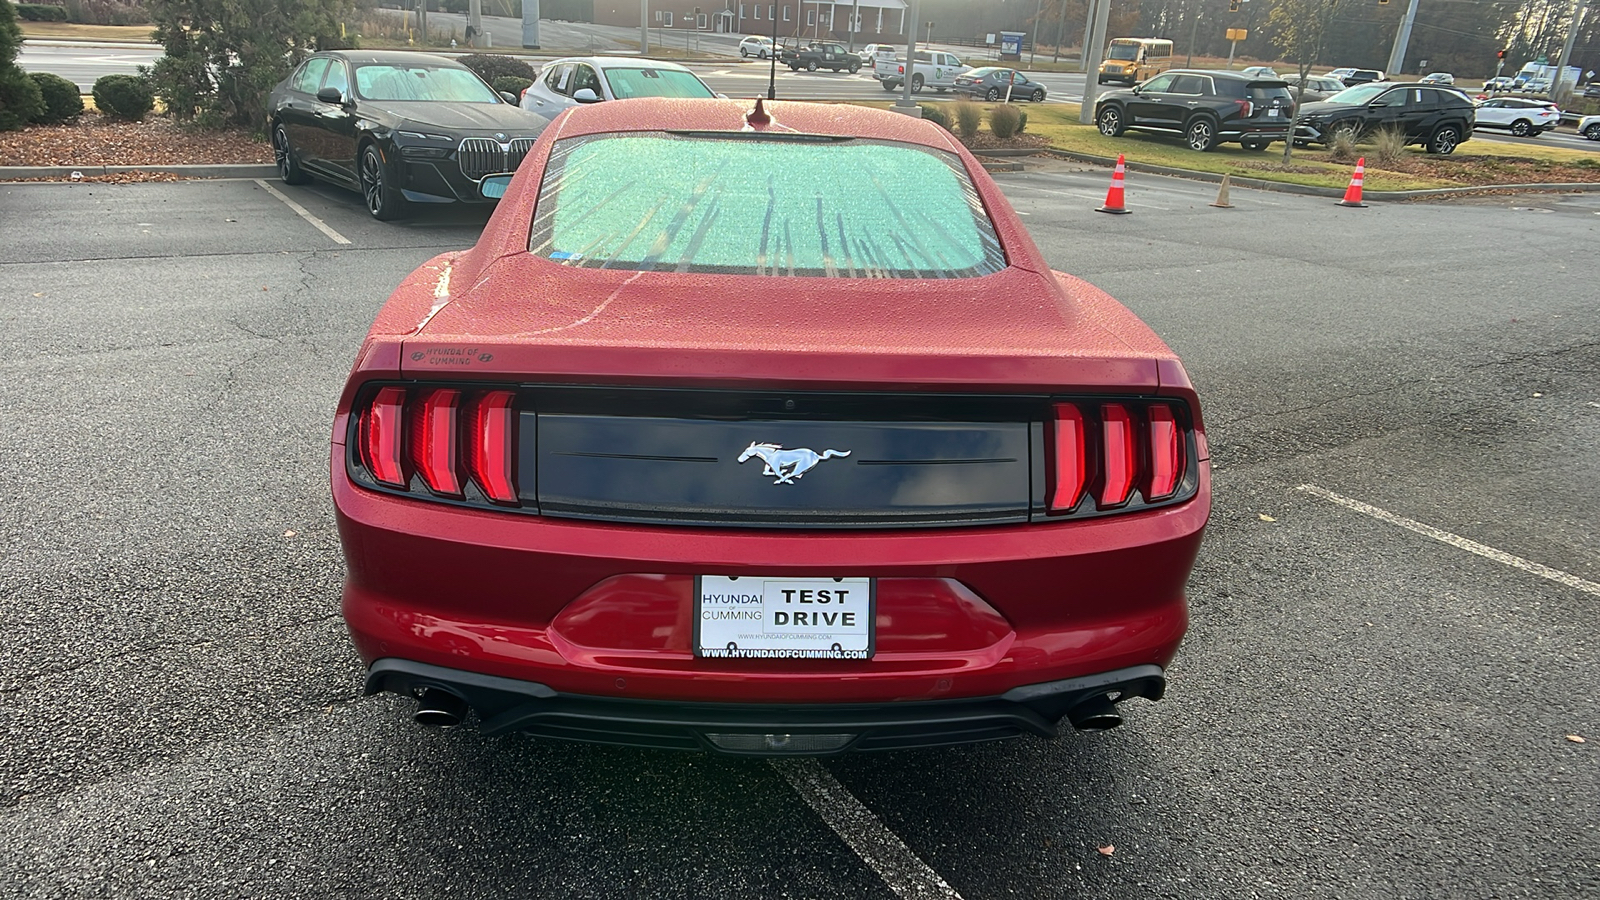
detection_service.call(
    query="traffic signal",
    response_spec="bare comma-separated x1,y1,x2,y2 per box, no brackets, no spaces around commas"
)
1497,49,1507,59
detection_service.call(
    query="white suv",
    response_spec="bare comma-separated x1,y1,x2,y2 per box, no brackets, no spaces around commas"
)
739,36,774,59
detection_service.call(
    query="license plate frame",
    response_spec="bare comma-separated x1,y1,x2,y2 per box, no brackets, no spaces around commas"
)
694,575,875,660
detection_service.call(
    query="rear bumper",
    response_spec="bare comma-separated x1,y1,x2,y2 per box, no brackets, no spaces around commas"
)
366,657,1167,754
1221,123,1291,142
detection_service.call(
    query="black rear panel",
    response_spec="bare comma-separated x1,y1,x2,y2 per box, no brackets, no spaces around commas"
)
530,387,1039,529
345,383,1202,530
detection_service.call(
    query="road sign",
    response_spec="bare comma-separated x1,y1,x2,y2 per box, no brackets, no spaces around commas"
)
1226,28,1248,41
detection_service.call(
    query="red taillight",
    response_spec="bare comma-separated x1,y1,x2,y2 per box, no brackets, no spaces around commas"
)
465,390,517,504
1146,403,1183,500
1099,404,1137,507
1049,402,1086,513
360,386,407,488
410,388,462,497
1236,99,1255,118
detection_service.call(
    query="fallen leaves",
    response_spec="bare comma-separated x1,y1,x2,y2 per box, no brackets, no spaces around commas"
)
0,113,271,168
1258,513,1277,522
283,530,298,538
1568,735,1586,743
1097,844,1115,856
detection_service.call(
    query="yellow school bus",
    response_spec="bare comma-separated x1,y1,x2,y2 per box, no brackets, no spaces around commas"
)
1097,38,1174,85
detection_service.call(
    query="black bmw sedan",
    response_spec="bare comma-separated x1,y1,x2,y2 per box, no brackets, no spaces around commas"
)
267,51,549,220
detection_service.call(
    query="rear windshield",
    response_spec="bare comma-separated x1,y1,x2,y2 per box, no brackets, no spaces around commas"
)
354,64,498,103
529,132,1006,278
1248,83,1292,100
601,67,714,100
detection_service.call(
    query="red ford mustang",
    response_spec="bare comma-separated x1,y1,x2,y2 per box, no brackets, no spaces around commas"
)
332,97,1210,755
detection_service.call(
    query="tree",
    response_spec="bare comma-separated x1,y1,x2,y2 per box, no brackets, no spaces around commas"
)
146,0,353,129
1267,0,1342,163
0,0,45,132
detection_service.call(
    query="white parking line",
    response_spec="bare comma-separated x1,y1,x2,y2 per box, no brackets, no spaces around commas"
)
772,758,964,900
254,179,352,245
1298,484,1600,598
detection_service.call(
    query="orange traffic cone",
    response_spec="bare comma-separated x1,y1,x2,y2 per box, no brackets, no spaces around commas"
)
1338,158,1368,208
1097,154,1131,215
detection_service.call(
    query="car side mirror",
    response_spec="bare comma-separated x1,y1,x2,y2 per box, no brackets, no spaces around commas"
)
499,90,519,104
573,87,601,103
316,86,346,105
480,174,513,200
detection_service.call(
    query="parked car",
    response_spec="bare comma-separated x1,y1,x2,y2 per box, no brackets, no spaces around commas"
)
334,97,1210,755
1281,73,1348,102
1341,69,1386,86
857,42,899,64
1521,77,1552,93
1583,83,1600,99
1579,113,1600,139
267,50,549,221
1473,97,1560,136
1324,67,1357,82
1483,76,1516,92
738,35,775,59
1094,69,1294,151
874,48,970,92
1419,72,1455,84
952,67,1047,102
781,40,861,73
520,57,716,116
1294,82,1474,154
1240,66,1280,78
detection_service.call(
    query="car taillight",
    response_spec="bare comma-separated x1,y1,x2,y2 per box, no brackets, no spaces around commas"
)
1146,403,1183,500
1100,403,1137,507
465,390,517,504
353,385,519,506
1048,402,1086,513
410,388,462,497
359,386,407,488
1236,99,1255,117
1048,400,1192,516
897,64,904,74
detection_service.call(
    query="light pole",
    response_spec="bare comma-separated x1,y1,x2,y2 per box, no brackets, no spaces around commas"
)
768,0,779,98
1385,0,1421,75
1186,0,1200,67
640,0,649,52
1553,0,1587,98
1079,0,1111,123
894,0,922,115
1030,0,1043,65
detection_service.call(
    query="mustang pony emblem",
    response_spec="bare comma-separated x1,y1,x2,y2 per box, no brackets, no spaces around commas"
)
737,442,850,485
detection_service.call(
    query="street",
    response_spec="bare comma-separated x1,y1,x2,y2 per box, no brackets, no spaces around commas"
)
0,166,1595,898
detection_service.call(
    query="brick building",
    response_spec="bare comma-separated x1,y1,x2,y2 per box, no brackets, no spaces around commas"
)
593,0,912,42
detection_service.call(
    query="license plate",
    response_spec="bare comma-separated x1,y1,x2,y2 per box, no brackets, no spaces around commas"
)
695,575,874,659
1267,108,1278,117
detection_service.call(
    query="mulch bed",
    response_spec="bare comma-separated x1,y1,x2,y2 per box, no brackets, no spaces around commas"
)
1238,148,1600,186
959,133,1053,152
0,113,271,168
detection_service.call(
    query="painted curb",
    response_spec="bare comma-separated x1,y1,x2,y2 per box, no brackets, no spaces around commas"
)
0,164,277,180
1044,147,1600,200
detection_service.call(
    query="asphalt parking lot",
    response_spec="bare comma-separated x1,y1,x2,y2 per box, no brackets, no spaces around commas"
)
1,169,1596,899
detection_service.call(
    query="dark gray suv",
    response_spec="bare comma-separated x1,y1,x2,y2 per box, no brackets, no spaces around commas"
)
1294,83,1474,155
1094,70,1294,151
